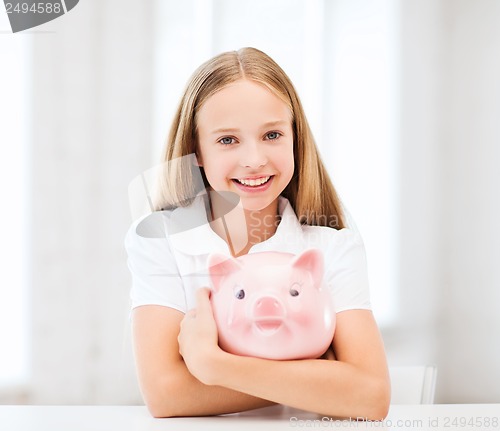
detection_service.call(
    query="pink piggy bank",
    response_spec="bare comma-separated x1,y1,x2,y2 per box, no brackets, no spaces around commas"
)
208,249,335,360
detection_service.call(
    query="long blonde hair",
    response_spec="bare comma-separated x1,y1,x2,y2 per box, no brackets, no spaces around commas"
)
155,47,345,229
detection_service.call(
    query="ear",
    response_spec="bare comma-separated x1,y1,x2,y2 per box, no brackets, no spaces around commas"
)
290,249,324,287
207,253,242,293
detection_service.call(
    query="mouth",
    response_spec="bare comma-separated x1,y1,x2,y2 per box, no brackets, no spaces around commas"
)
232,175,274,191
254,317,283,335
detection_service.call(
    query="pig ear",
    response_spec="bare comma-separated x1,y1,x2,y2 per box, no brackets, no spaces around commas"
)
290,249,324,287
207,253,242,293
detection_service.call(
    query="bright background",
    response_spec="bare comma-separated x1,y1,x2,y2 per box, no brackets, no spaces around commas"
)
1,0,499,404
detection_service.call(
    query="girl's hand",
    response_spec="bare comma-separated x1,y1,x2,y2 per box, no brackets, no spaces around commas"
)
178,287,223,385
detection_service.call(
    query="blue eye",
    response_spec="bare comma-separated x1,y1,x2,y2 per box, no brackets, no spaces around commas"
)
265,131,281,140
219,137,235,145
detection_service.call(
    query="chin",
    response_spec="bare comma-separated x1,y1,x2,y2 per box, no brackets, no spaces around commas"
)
240,197,278,212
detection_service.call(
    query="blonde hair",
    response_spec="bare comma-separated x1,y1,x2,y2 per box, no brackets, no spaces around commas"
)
155,47,345,229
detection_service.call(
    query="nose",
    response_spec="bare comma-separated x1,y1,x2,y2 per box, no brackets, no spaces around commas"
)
241,141,267,169
253,297,284,318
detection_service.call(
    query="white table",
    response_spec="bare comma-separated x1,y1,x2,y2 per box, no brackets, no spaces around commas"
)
0,404,499,431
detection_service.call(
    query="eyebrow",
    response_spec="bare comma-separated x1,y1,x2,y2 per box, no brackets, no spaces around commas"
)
210,120,289,135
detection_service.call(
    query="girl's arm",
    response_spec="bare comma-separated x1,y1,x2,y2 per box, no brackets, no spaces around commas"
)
131,305,275,418
179,289,391,420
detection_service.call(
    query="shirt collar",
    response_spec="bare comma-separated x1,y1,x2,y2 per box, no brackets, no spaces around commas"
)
250,197,306,254
166,195,305,256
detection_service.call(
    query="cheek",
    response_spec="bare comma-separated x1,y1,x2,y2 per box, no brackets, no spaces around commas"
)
286,295,316,325
201,163,225,189
201,153,234,183
275,143,294,177
286,297,304,316
202,164,216,185
284,157,295,181
224,296,249,328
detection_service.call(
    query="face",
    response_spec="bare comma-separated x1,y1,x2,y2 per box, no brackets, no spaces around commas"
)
196,79,294,213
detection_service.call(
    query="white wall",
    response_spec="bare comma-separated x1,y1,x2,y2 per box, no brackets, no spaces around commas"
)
381,0,444,370
382,0,500,403
437,0,500,403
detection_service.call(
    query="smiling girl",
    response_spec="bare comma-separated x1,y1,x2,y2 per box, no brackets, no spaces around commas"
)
125,47,390,419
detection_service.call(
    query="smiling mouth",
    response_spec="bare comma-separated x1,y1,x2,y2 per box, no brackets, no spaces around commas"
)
233,176,272,187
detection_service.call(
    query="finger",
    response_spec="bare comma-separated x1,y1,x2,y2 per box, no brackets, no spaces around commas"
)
180,309,196,335
195,287,212,311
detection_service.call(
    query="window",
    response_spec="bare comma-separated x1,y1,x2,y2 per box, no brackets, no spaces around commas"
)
324,0,399,326
152,0,398,326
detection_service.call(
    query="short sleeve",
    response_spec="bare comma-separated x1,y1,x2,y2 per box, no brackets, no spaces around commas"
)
124,219,187,313
324,228,371,313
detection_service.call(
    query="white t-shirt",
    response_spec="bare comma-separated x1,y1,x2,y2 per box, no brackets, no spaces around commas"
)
125,195,371,314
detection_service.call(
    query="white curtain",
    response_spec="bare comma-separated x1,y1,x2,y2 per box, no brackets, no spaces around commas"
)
26,0,154,403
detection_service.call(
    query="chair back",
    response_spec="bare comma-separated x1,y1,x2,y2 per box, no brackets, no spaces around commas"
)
389,365,437,404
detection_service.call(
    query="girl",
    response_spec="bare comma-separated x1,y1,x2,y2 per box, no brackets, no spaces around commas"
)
125,47,390,419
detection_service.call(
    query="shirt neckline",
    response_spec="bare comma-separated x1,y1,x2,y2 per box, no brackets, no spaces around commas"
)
166,194,305,256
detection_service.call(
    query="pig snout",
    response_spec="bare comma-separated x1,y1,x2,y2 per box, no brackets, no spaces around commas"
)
251,296,286,335
253,296,285,318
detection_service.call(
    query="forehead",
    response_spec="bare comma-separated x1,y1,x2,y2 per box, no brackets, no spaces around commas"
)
197,79,292,131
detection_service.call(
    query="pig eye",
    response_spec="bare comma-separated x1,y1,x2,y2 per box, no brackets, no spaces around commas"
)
289,283,301,297
234,287,245,300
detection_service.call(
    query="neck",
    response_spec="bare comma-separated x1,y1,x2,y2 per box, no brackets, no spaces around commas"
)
208,192,280,256
244,201,280,244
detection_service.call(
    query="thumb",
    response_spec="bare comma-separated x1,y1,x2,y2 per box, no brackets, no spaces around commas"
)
195,287,212,312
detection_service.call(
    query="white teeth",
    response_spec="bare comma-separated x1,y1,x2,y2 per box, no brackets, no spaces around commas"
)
236,176,271,186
